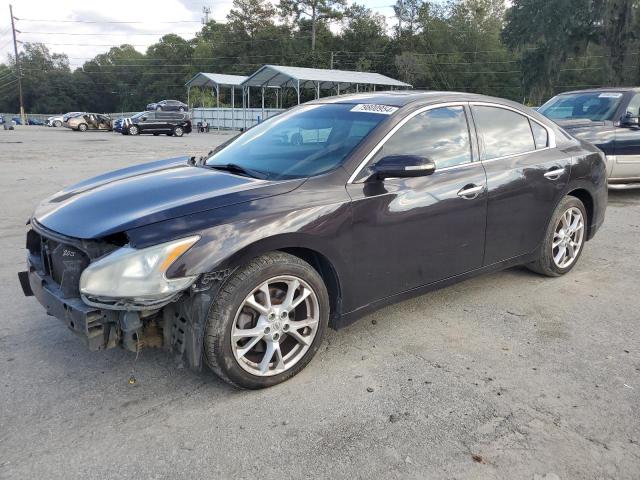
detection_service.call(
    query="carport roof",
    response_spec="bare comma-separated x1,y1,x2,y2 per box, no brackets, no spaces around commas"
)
185,72,247,88
241,65,411,90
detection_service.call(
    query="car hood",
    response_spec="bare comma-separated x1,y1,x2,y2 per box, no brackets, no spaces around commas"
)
33,157,304,239
553,119,614,144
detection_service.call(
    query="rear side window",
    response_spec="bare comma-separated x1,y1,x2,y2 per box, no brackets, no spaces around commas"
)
530,120,549,149
472,106,535,160
373,106,472,169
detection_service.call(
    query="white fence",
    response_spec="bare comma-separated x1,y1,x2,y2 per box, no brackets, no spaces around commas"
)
191,107,284,130
1,109,284,130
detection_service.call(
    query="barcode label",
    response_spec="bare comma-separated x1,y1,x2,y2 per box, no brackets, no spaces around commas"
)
350,104,399,115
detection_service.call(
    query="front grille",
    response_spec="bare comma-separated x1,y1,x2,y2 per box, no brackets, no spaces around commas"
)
27,222,118,299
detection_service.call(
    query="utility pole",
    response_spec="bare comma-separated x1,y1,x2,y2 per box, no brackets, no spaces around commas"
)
330,52,334,69
9,4,25,124
202,6,211,24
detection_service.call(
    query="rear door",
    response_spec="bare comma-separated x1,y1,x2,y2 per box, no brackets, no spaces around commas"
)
471,103,571,265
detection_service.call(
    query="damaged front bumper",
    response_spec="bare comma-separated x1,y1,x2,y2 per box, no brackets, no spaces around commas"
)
19,267,119,351
19,247,229,370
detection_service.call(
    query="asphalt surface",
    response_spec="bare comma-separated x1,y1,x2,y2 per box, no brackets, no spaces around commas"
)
1,126,639,480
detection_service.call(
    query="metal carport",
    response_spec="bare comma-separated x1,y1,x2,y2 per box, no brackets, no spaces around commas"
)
241,64,411,104
185,73,247,128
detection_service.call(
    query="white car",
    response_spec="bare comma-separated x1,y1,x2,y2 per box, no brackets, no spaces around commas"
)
46,115,65,128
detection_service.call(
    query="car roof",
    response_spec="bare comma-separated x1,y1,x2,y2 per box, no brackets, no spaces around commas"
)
555,86,640,96
311,90,529,108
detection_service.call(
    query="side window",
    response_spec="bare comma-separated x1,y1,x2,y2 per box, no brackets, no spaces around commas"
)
144,112,155,121
626,94,640,117
472,106,536,160
373,106,472,169
530,120,548,149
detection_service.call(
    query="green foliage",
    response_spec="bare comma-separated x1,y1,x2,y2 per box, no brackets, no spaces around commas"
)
0,0,638,113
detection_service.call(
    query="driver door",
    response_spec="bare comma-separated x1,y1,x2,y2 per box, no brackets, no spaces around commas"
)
345,104,487,308
613,93,640,181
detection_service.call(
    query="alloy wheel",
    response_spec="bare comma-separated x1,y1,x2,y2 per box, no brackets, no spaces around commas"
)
552,207,585,269
231,275,320,377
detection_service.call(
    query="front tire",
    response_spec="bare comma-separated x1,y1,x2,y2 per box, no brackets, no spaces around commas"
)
78,123,88,132
204,252,329,389
528,196,587,277
128,125,139,135
54,120,62,128
173,126,184,137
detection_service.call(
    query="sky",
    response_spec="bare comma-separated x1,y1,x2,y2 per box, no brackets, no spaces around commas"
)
0,0,399,68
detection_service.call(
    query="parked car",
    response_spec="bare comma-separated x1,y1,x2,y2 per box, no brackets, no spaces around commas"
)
145,99,188,112
112,115,136,133
11,116,44,126
46,115,64,127
19,92,607,389
121,111,191,137
538,87,640,189
63,113,113,132
62,112,84,122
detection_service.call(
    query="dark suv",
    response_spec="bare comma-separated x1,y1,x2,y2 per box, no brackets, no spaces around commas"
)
146,99,188,112
538,87,640,189
122,111,192,137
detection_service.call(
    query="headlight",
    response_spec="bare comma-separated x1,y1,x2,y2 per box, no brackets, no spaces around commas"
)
80,236,200,301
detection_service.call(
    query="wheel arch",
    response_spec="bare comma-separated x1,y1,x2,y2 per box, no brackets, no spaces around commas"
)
277,246,342,321
566,187,594,239
205,235,345,323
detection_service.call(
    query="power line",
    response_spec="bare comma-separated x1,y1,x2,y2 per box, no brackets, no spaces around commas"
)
15,18,202,24
20,31,196,36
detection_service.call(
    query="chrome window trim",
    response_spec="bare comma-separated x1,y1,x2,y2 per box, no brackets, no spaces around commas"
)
347,102,469,184
347,101,557,184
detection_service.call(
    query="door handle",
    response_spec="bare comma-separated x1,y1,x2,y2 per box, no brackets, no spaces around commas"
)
457,184,485,199
544,167,565,180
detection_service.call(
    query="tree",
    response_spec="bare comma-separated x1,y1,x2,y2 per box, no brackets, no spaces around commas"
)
227,0,276,37
393,0,423,37
600,0,637,84
503,0,600,104
278,0,347,51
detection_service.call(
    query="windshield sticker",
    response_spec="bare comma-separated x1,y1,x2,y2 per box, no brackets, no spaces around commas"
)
598,92,623,98
351,104,399,115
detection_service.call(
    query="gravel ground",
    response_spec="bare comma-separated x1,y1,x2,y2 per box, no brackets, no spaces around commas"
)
1,126,639,480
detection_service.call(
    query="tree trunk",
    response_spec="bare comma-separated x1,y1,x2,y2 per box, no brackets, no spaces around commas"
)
311,8,317,51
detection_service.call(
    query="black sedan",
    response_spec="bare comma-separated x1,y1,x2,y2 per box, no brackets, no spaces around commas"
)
20,92,607,389
145,99,188,112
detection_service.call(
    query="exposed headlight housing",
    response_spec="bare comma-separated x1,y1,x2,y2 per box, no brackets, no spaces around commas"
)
80,236,200,303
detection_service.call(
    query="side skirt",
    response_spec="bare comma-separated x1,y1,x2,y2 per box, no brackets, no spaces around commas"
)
332,251,538,330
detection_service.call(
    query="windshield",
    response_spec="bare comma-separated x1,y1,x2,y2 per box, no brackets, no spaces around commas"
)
538,91,624,121
131,112,146,119
205,103,390,180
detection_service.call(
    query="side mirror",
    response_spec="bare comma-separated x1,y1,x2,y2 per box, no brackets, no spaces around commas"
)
372,155,436,180
621,112,639,127
141,116,147,121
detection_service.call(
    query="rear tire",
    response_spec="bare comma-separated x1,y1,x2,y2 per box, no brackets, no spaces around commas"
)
204,252,329,389
78,123,88,132
54,120,62,128
527,196,587,277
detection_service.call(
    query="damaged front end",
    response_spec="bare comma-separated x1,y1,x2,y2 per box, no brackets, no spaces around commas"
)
19,220,229,370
